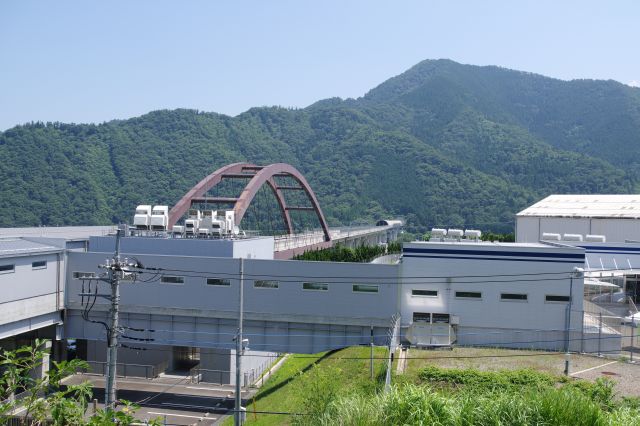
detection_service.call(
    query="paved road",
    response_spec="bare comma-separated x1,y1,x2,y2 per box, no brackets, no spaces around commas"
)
63,374,255,425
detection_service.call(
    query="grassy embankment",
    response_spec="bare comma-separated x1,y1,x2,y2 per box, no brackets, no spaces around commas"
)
229,346,640,425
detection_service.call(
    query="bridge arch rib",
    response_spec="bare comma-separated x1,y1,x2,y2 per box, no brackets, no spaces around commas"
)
168,162,331,241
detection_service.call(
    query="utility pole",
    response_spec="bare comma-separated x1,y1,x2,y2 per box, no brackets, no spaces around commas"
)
565,267,583,376
101,225,125,410
234,257,245,426
370,325,374,380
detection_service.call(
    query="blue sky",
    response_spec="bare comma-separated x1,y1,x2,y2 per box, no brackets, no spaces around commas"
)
1,1,638,130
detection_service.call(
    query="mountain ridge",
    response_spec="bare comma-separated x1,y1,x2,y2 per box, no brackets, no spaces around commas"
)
1,59,639,234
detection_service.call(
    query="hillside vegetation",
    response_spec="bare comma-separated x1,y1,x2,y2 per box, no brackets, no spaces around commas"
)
2,59,639,233
237,347,640,426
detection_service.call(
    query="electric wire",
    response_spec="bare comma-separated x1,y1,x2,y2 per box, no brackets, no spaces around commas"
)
130,269,584,285
131,266,589,281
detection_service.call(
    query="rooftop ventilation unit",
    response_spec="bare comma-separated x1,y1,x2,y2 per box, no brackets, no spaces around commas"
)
431,228,447,238
563,234,583,242
448,229,464,240
541,233,561,241
585,234,606,243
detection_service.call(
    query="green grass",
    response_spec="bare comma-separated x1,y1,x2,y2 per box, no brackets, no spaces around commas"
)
225,346,388,426
305,384,640,426
297,369,640,425
224,346,640,425
402,347,611,378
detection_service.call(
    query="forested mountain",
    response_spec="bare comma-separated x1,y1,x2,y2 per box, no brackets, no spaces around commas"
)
1,59,639,234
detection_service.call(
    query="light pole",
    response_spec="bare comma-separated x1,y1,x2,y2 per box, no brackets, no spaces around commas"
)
565,267,583,376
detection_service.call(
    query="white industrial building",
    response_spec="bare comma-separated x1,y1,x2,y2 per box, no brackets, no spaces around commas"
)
0,221,627,386
401,241,594,352
516,194,640,243
516,195,640,307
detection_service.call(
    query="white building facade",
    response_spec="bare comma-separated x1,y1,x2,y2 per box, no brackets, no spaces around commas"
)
516,194,640,243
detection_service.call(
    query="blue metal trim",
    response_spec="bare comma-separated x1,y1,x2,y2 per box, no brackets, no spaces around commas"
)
579,245,640,252
403,254,582,264
403,247,584,259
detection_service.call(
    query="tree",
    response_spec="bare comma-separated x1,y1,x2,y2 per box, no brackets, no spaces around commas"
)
0,339,159,425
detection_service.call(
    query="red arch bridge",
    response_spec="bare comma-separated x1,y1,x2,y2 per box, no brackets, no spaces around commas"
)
168,162,403,259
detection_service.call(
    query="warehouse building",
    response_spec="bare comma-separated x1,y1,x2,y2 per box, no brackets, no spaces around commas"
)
516,194,640,243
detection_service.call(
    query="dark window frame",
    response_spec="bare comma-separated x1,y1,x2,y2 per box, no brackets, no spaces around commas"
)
302,282,329,291
412,289,438,297
32,260,47,270
206,278,231,286
455,291,482,299
545,295,571,303
160,275,185,285
0,264,15,274
254,280,279,289
500,293,528,302
352,284,379,294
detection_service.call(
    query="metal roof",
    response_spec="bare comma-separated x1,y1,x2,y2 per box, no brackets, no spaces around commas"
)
0,238,62,258
0,226,116,240
517,195,640,219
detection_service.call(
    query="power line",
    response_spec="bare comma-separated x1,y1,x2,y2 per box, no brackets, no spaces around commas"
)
110,333,625,357
132,265,584,280
130,269,581,285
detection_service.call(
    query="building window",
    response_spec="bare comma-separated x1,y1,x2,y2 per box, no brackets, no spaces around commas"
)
207,278,230,286
161,275,184,284
0,264,15,274
254,280,279,289
413,312,431,322
353,284,378,293
432,313,450,323
545,295,571,303
32,260,47,270
73,271,97,279
455,291,482,299
501,293,528,302
303,282,328,291
412,289,438,297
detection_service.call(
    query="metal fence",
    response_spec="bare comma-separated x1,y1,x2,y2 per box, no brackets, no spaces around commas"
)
188,353,280,387
385,314,401,392
82,360,165,379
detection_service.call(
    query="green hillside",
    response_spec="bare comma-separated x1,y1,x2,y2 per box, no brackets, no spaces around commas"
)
1,60,639,233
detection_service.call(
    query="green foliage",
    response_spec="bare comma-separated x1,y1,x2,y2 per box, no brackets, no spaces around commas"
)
417,366,556,392
301,379,640,426
294,242,401,263
2,60,640,233
292,364,640,425
480,232,515,242
0,339,158,425
238,347,388,426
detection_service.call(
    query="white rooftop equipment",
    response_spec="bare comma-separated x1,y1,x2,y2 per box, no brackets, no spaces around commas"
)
447,229,464,239
541,233,561,241
429,228,447,241
562,234,583,242
150,205,169,231
133,205,152,230
585,234,606,243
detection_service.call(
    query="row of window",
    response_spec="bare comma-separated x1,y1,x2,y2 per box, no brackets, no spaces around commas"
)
411,289,570,303
157,275,380,293
0,261,47,274
69,271,572,302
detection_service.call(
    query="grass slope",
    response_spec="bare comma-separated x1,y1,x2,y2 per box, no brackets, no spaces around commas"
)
234,346,640,426
229,347,388,426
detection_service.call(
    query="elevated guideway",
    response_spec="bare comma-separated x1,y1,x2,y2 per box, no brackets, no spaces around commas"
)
167,162,404,259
